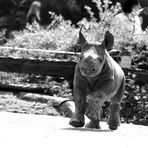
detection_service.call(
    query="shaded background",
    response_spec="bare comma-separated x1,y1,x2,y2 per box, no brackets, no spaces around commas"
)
0,0,148,31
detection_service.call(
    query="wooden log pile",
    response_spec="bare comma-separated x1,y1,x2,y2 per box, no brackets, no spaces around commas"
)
0,46,147,93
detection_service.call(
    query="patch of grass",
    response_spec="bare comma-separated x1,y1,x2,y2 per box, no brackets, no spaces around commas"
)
0,92,59,116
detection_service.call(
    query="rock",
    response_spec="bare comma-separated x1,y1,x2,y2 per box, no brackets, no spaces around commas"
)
17,92,50,103
52,100,75,118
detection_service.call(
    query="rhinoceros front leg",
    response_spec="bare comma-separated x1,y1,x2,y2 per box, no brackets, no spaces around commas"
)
85,92,106,129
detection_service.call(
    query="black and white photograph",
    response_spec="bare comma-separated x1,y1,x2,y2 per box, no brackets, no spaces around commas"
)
0,0,147,148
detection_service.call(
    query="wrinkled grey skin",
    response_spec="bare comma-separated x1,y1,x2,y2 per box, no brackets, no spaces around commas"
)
69,29,125,130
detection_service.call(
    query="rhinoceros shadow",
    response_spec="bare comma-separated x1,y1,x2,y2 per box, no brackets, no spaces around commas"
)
61,127,112,132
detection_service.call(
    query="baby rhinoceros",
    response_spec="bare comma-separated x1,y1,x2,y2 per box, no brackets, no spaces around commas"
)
69,29,125,130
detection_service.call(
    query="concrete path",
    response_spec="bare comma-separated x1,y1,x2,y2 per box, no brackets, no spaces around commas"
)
0,112,147,148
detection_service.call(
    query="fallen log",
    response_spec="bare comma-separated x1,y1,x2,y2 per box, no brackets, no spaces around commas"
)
17,92,75,118
0,57,76,80
0,83,52,95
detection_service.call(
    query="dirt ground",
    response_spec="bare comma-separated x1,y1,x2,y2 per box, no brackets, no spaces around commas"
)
0,112,148,148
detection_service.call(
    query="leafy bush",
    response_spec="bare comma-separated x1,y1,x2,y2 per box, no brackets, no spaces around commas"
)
6,14,78,51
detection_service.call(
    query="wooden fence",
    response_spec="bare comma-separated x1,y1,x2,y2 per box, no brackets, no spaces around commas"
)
0,46,148,94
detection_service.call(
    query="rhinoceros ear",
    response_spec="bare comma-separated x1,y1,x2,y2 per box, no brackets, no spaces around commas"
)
77,27,87,47
102,31,114,50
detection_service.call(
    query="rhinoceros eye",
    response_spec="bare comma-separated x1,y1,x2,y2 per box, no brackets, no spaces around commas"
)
81,66,86,71
91,68,96,72
99,58,103,63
